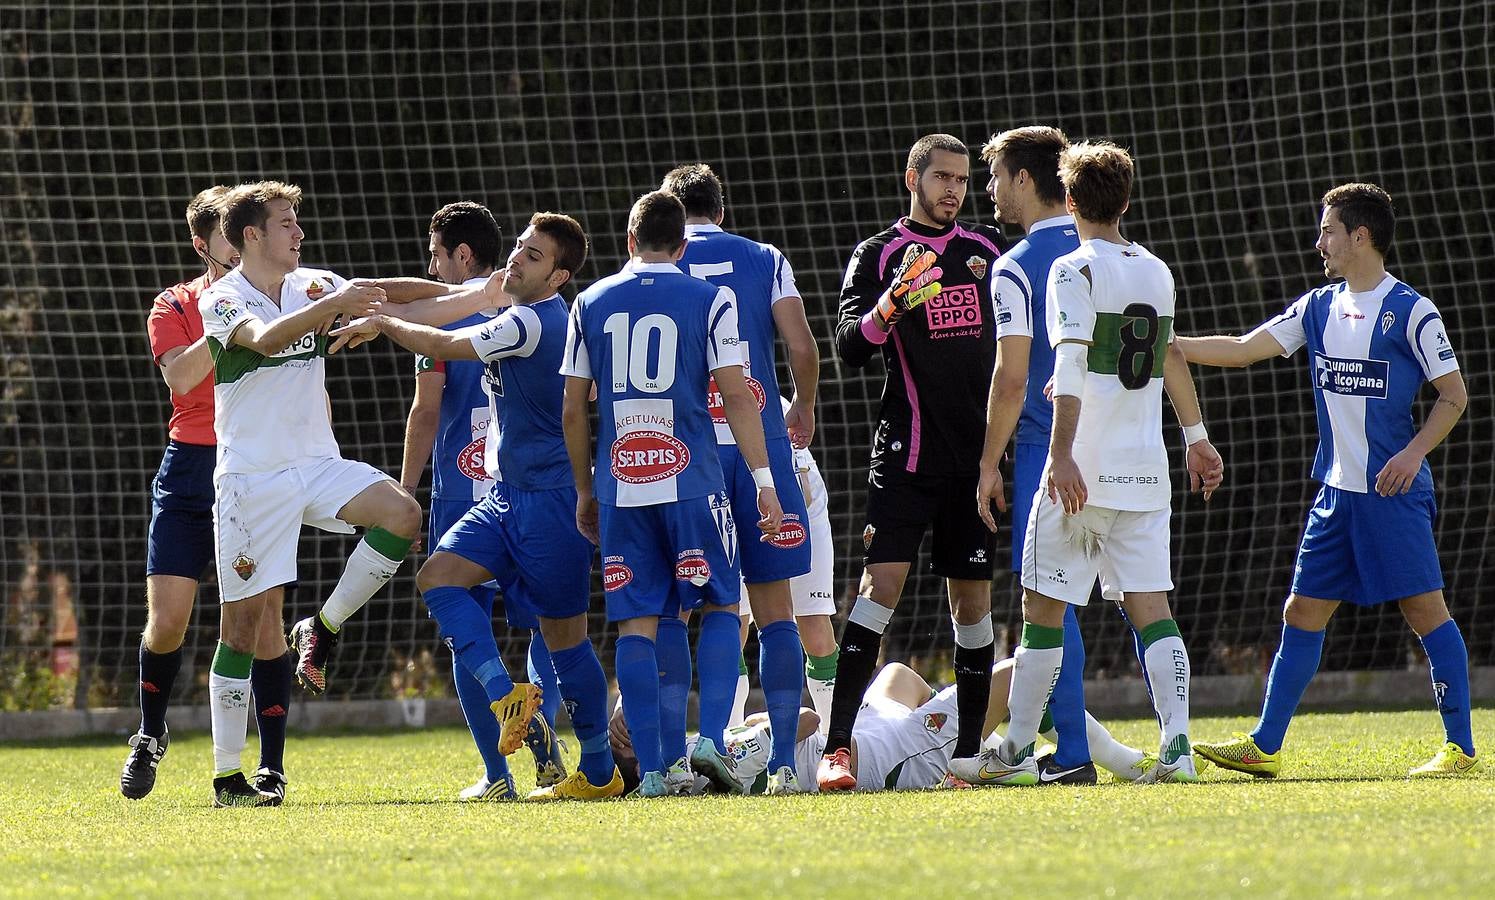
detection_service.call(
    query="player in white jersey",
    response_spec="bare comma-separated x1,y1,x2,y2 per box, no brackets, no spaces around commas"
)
733,395,838,732
610,660,1153,794
949,143,1224,787
196,181,481,807
1178,183,1476,778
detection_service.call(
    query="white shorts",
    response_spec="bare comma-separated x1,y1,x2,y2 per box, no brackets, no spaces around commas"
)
740,500,835,621
213,457,391,602
1020,491,1173,606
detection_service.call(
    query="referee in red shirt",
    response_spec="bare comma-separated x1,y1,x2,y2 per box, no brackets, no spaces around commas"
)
123,187,295,801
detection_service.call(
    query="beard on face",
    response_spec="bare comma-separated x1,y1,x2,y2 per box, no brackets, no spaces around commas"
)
917,185,958,225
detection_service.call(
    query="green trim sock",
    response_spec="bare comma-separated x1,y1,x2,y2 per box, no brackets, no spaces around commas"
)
805,649,838,732
1139,619,1191,758
210,642,254,775
320,528,412,631
1001,622,1065,761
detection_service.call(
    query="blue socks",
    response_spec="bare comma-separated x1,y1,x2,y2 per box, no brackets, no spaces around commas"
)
1420,619,1474,756
655,617,693,765
1251,624,1325,755
615,634,664,775
423,586,513,703
551,641,616,786
695,610,742,746
1049,604,1092,768
757,619,805,770
527,626,562,728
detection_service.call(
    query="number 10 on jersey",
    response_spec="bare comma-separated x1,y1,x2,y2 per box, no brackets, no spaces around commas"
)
603,312,679,394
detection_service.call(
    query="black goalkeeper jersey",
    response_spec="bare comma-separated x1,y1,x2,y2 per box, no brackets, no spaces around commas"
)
835,217,1006,478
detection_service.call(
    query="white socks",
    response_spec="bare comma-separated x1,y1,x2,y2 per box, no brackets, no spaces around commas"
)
209,671,251,775
1000,643,1063,761
1143,633,1192,754
320,539,403,631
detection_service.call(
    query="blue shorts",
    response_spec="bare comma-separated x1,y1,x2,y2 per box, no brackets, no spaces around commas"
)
718,437,811,585
434,483,593,623
599,491,740,622
430,495,519,627
1291,484,1443,606
1010,442,1047,574
146,441,216,578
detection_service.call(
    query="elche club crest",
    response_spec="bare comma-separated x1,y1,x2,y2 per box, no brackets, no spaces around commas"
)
305,279,326,300
965,255,987,280
707,374,767,424
768,512,807,550
923,712,948,735
611,430,690,484
602,555,633,592
232,554,256,581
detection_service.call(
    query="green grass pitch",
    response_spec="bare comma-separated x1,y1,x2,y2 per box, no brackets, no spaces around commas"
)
3,709,1493,897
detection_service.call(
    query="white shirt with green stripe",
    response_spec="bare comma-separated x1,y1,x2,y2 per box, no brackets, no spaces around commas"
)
199,267,345,475
1047,239,1175,511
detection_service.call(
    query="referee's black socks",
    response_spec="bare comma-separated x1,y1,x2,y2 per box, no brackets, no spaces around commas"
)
825,596,894,753
952,615,995,759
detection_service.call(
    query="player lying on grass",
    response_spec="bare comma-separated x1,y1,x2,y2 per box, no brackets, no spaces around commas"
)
332,213,625,802
1178,183,1476,779
607,660,1156,795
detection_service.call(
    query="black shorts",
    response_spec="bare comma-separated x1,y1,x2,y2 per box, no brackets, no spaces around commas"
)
862,469,995,580
145,440,216,579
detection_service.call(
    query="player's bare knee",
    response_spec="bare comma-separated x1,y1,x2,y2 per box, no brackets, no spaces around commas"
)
1398,590,1451,637
1021,590,1067,628
380,493,423,539
746,580,792,624
859,566,906,608
1283,594,1336,631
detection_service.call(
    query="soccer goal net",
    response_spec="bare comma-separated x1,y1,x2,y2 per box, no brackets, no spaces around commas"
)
3,1,1491,712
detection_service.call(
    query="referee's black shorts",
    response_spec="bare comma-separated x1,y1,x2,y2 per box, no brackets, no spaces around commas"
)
862,467,995,581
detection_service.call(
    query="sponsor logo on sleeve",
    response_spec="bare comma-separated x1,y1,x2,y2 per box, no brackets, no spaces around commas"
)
925,283,982,339
675,550,711,586
1313,353,1389,398
767,513,807,550
602,556,633,591
966,255,988,280
610,431,690,483
212,296,241,323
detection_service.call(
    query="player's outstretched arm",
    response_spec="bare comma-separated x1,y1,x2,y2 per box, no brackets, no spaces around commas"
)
772,296,820,449
1163,342,1224,500
329,314,482,360
1174,329,1284,368
976,335,1032,531
383,273,513,328
365,276,454,304
1376,370,1468,496
717,363,783,540
232,279,384,355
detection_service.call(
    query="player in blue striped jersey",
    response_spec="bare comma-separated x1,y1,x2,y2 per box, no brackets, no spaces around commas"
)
561,191,783,797
398,203,567,799
1179,183,1476,777
334,213,624,801
975,126,1098,784
661,164,824,794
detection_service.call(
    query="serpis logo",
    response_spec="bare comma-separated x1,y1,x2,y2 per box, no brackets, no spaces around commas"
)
602,556,633,592
706,374,767,424
456,437,489,482
767,513,807,550
1313,353,1389,398
675,553,711,586
610,431,690,483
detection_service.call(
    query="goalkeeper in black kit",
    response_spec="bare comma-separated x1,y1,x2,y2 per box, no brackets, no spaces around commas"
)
818,133,1008,790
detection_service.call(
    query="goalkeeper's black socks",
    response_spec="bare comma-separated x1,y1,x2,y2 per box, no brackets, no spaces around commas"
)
825,596,893,753
952,617,996,758
138,641,182,738
251,651,294,774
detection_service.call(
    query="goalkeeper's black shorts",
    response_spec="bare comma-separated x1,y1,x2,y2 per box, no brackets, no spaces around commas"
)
861,468,995,580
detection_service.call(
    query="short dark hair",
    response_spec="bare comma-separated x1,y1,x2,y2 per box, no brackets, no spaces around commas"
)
627,191,686,252
1058,141,1134,224
528,211,589,278
186,186,230,242
906,134,969,176
429,201,502,270
1321,182,1395,255
219,181,303,251
981,126,1069,206
660,163,724,220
